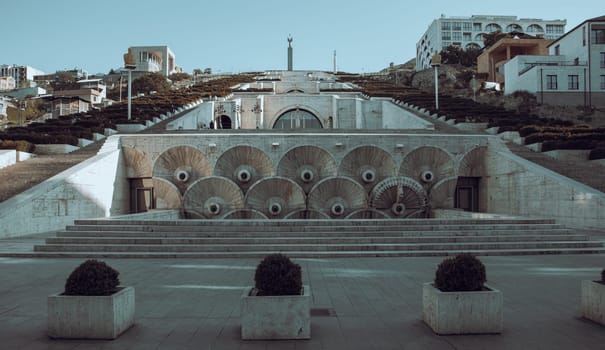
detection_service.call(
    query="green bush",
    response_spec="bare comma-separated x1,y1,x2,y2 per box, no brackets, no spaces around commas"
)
64,259,120,296
254,253,302,296
434,253,486,292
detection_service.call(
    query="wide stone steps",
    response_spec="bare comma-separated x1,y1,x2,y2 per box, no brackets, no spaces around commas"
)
31,217,605,258
45,234,588,245
34,241,603,253
57,227,570,238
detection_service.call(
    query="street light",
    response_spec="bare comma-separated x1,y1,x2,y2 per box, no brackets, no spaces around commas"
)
123,48,137,120
430,53,442,111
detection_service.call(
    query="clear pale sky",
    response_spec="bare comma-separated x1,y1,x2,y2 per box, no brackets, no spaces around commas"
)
1,0,601,75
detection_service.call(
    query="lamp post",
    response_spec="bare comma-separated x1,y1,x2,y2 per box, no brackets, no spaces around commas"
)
123,48,137,120
17,99,24,127
251,102,262,129
430,53,442,111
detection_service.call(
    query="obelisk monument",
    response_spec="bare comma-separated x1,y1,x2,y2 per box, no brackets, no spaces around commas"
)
287,34,293,71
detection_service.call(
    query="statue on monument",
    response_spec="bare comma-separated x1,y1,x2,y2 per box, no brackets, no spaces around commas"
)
123,48,136,68
287,34,293,48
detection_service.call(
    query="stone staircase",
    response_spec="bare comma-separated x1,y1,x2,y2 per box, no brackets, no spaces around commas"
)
32,218,605,258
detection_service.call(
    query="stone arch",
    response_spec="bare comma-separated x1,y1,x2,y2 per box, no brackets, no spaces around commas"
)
270,105,324,129
122,146,152,178
458,146,488,177
527,24,544,33
485,23,502,32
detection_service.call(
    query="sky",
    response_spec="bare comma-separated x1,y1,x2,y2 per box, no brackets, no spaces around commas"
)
1,0,601,75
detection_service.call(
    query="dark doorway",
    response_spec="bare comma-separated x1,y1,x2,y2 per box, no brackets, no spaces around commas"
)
455,177,479,212
129,178,154,213
220,115,232,129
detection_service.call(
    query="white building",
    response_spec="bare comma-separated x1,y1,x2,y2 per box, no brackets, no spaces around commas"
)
0,96,9,117
504,15,605,107
416,15,566,70
0,64,45,88
77,78,107,102
127,46,178,76
0,76,16,91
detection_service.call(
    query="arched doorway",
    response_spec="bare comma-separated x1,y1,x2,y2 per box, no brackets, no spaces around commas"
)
273,108,322,129
220,115,232,129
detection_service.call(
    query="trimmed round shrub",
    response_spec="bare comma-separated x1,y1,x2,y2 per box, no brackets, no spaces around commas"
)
434,253,486,292
64,259,120,296
254,253,302,296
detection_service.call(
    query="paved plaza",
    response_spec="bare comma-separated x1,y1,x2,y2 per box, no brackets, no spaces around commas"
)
1,234,604,349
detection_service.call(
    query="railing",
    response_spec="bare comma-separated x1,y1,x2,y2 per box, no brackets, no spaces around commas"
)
518,60,588,76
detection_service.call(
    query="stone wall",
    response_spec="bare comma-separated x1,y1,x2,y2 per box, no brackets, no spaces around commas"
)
0,150,34,169
486,149,605,229
0,146,128,238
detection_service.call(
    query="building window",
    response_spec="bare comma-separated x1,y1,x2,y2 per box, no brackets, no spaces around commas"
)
452,32,462,41
527,24,544,33
274,109,322,129
546,24,564,34
486,23,502,32
601,52,605,68
506,24,523,32
441,22,451,30
463,22,472,31
592,29,605,44
554,45,560,55
583,26,587,46
568,75,579,90
452,22,461,31
442,32,451,40
473,23,482,31
600,75,605,90
546,75,558,90
442,42,451,49
463,33,472,41
474,33,485,42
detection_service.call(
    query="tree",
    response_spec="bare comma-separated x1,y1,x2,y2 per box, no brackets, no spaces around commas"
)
482,31,507,49
439,45,481,67
132,72,170,95
50,71,79,91
169,72,191,82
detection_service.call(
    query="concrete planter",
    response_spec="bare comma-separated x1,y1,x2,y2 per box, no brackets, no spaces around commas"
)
240,285,310,340
422,282,503,335
581,280,605,325
48,286,135,339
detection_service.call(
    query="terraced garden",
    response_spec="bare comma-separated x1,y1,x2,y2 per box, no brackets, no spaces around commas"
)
349,77,605,160
0,75,253,152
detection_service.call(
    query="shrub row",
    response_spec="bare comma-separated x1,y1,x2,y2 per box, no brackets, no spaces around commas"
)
0,140,36,153
1,75,254,146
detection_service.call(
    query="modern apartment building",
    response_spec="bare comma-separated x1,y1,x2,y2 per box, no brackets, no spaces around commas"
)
504,15,605,108
0,64,45,88
126,46,179,76
416,15,566,70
